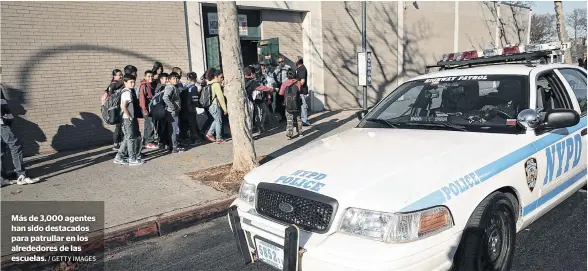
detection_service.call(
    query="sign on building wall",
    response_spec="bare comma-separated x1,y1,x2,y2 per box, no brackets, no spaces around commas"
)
208,12,218,35
238,14,248,36
207,12,248,36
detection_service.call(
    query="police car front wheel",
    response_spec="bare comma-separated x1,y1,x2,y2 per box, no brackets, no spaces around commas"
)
452,192,516,271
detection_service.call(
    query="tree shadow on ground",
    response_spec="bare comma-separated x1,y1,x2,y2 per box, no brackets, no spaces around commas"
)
262,111,357,162
253,110,343,141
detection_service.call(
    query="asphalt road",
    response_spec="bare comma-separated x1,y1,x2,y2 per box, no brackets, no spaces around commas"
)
95,191,586,271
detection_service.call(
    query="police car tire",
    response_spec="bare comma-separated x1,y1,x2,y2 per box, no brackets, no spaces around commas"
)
453,192,516,271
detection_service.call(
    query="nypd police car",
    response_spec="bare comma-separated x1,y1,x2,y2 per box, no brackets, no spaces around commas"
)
227,42,587,271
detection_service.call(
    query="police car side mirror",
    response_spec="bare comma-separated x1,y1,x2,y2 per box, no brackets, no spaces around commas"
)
537,108,580,131
356,109,368,121
517,109,541,129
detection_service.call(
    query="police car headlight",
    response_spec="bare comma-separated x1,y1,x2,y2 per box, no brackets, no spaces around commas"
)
238,181,256,205
339,206,454,243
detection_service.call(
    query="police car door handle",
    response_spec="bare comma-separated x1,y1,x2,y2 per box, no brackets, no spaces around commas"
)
582,128,587,136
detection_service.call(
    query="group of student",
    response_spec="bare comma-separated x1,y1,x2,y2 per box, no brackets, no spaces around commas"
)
103,63,224,166
246,56,310,138
102,56,309,166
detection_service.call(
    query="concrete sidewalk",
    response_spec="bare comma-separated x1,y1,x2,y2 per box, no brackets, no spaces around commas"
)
1,110,358,233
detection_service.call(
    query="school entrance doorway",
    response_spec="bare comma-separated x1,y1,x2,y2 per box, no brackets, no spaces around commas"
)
202,7,262,70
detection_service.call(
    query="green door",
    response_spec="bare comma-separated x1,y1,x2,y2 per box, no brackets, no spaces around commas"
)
257,38,279,66
205,36,222,70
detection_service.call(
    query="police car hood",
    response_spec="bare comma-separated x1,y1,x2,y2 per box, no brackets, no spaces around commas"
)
246,128,529,212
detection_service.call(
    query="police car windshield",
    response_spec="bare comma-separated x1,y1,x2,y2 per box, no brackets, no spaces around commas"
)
359,75,529,133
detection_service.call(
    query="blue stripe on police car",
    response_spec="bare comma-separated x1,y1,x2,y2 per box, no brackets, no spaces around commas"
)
400,116,587,213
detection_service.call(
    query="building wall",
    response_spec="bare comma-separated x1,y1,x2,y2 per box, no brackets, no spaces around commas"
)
187,1,326,112
458,1,497,51
320,1,530,110
1,1,190,156
320,1,401,110
261,10,304,68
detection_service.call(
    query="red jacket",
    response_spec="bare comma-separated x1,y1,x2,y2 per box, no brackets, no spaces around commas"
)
279,79,299,96
139,79,154,114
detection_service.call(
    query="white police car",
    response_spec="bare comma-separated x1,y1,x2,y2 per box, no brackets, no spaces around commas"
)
227,42,587,271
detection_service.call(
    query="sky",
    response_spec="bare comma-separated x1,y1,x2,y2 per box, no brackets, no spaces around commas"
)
531,1,586,15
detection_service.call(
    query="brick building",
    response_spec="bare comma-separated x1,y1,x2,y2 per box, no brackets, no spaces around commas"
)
1,1,530,157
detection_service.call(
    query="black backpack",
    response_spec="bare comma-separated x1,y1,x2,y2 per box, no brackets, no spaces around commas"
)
148,91,167,121
101,89,128,125
284,84,300,112
199,84,213,108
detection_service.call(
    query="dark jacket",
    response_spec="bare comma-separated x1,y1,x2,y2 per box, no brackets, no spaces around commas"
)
139,79,154,114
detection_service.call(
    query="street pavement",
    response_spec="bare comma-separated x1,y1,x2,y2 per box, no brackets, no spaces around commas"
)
94,190,587,271
1,111,359,230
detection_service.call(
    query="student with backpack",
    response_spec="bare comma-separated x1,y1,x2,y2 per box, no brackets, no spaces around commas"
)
139,70,158,149
180,72,203,145
152,73,168,147
113,74,144,166
244,66,274,134
203,69,227,143
104,69,125,150
162,72,184,153
279,69,303,139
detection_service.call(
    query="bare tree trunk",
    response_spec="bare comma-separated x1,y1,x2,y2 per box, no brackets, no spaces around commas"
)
554,1,573,63
217,1,258,173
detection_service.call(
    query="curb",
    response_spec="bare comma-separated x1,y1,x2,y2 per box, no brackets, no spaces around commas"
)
1,197,236,270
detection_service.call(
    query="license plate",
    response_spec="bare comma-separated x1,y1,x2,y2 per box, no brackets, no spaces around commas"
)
255,238,284,270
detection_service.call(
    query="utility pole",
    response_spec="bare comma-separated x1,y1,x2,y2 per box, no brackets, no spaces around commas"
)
361,1,367,110
554,1,572,63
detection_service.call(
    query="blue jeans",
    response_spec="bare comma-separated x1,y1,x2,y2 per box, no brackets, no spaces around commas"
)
116,118,141,160
166,112,180,149
207,104,223,139
300,94,308,123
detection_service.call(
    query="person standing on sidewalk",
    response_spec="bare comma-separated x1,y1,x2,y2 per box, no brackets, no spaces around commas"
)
139,70,158,149
153,73,168,147
114,74,144,166
279,69,303,139
106,70,125,151
273,57,290,122
295,56,311,126
205,69,227,143
244,66,274,134
163,72,185,153
181,72,203,145
0,84,41,186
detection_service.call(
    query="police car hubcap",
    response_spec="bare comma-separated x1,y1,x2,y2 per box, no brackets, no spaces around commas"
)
486,215,504,262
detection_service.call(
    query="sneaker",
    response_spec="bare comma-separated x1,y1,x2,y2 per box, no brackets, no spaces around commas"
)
113,157,128,165
1,178,10,187
15,175,41,185
145,143,159,149
128,159,144,166
302,122,311,127
112,144,120,151
172,147,185,153
205,134,216,142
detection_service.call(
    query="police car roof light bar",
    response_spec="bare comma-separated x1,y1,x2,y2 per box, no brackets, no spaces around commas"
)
429,41,571,71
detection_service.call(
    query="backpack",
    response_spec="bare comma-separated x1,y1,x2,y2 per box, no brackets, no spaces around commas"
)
187,84,202,108
199,84,213,108
148,91,167,120
284,84,301,112
101,89,127,125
